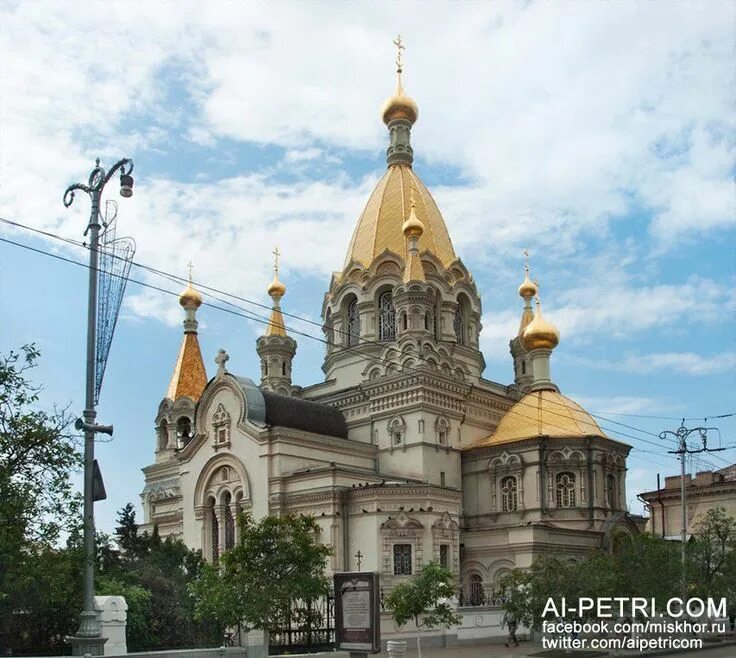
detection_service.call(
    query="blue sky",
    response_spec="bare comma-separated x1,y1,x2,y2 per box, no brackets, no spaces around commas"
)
1,1,734,534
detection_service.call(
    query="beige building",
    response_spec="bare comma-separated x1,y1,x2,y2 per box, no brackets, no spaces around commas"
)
639,466,736,539
139,57,642,624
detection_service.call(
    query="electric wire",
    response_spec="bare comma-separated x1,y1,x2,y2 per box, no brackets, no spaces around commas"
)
1,220,732,468
4,215,734,425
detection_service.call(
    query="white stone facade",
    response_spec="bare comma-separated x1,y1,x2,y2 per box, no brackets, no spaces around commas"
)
140,73,642,612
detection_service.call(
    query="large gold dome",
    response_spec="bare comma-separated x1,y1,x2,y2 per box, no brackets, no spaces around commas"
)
468,390,607,448
344,164,457,269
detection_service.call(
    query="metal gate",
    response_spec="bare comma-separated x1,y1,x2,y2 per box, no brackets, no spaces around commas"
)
268,594,335,654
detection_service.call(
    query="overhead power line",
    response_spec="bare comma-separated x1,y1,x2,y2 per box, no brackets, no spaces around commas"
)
1,218,733,466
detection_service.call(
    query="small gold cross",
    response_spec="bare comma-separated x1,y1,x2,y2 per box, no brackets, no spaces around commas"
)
393,34,405,73
273,246,281,276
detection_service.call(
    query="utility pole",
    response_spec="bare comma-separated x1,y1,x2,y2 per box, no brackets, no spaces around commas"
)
63,158,134,656
659,420,723,593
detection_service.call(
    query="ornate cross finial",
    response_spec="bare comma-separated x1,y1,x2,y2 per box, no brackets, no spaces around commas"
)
355,550,363,570
187,260,194,284
393,34,405,74
523,249,530,275
273,245,281,276
215,349,229,376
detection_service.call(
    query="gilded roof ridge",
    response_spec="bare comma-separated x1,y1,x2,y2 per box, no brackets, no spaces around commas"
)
344,164,457,270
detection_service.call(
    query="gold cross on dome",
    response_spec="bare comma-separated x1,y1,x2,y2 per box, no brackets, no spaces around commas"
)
393,34,405,73
273,246,280,276
523,249,529,275
186,260,194,283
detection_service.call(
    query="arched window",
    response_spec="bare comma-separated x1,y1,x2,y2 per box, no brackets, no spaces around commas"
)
402,312,408,331
425,309,434,333
607,474,617,508
453,306,465,345
556,472,576,508
209,498,219,562
157,420,168,451
378,291,396,341
262,359,269,376
224,493,235,550
346,298,360,347
281,361,286,376
177,417,192,446
324,309,334,350
501,476,518,512
469,574,484,606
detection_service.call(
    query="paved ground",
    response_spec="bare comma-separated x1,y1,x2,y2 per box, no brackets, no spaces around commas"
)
373,639,736,658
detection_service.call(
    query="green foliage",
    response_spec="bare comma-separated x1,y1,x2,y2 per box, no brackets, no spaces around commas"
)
498,518,736,631
689,506,736,601
385,562,461,658
189,512,332,639
97,577,154,650
102,505,218,651
0,345,82,651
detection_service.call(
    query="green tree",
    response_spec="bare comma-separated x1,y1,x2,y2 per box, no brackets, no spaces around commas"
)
689,506,736,601
384,562,461,658
0,345,82,650
103,504,218,651
189,512,332,649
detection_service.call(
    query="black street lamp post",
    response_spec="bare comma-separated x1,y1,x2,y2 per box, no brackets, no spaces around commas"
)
63,157,134,655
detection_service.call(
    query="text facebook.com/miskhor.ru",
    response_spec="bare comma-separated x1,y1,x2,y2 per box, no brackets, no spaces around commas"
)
540,597,729,652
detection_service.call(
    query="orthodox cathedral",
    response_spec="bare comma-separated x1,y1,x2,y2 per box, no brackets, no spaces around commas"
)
140,51,640,606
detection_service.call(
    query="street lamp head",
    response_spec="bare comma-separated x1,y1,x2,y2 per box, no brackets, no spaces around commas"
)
120,173,134,198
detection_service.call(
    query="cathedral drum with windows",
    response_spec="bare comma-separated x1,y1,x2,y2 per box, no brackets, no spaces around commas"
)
140,48,641,616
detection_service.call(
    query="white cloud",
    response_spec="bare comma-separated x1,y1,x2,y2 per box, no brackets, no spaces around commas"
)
480,276,730,359
571,395,669,416
610,351,735,376
0,0,733,336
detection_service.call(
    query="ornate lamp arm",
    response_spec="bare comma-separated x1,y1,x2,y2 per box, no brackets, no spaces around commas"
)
63,182,93,208
102,157,134,188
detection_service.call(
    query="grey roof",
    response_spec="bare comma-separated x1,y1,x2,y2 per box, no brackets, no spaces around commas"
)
233,376,267,425
262,389,348,439
232,374,348,439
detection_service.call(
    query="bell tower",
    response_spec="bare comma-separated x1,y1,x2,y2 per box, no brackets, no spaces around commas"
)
256,247,297,395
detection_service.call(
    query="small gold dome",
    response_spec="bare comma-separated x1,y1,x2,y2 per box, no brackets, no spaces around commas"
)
179,283,203,308
522,299,559,350
402,205,424,238
518,274,538,299
381,75,418,125
267,275,286,299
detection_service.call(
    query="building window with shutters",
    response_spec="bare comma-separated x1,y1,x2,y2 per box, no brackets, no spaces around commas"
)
556,472,576,508
393,543,412,575
378,291,396,341
501,475,518,512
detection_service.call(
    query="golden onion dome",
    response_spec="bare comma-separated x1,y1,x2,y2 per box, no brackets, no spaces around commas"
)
522,298,560,351
345,165,456,268
179,282,203,308
267,275,286,299
466,390,609,449
518,273,538,299
381,75,418,125
402,202,424,238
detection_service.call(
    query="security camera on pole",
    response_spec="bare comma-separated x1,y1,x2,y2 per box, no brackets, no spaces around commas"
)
63,157,135,656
